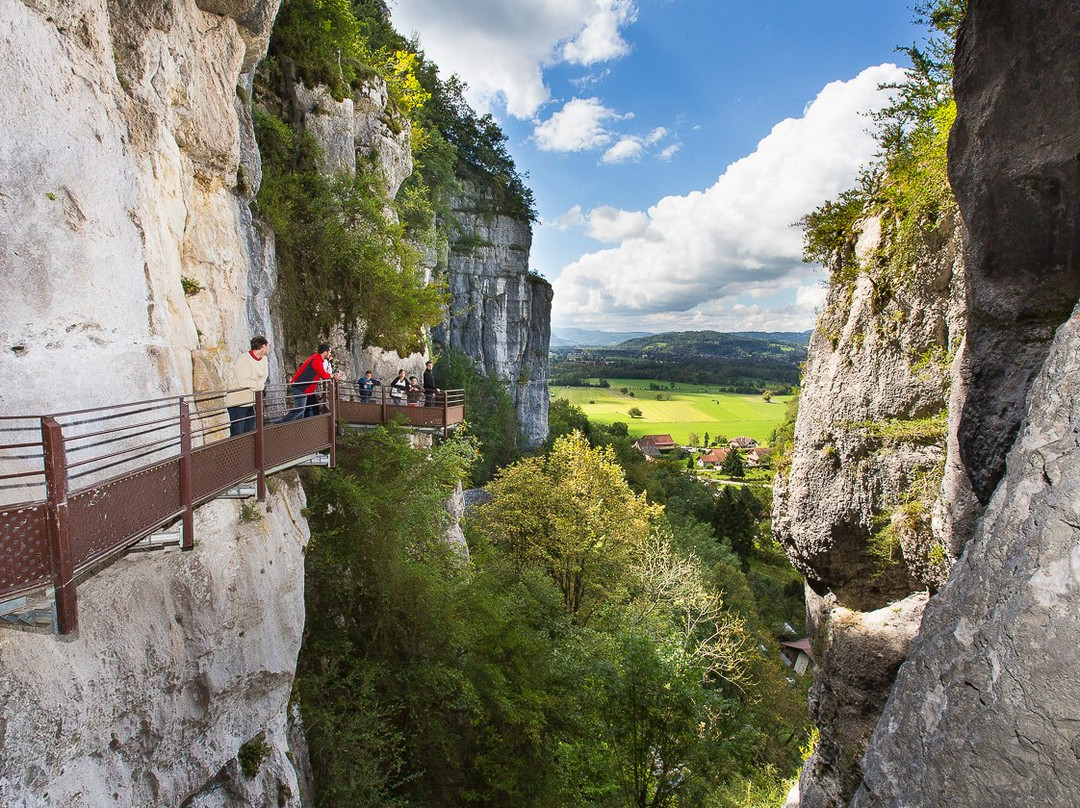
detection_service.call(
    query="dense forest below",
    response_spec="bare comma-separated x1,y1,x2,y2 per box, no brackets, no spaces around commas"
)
298,398,811,807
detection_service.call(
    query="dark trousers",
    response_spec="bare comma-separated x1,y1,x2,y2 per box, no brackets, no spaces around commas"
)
227,405,255,437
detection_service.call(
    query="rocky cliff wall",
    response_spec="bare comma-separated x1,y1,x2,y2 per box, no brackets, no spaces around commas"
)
778,2,1080,805
0,0,314,804
773,208,967,806
432,208,553,448
853,3,1080,804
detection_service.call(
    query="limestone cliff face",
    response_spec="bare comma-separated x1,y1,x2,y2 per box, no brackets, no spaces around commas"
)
854,3,1080,804
778,2,1080,805
0,485,311,807
432,206,553,448
0,0,314,804
773,209,967,806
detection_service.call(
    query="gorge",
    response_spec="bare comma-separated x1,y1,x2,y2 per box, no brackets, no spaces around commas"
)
2,0,1080,806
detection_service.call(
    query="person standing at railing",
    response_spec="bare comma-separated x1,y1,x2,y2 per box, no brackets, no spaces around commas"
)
284,342,343,421
389,369,408,405
358,370,381,402
225,336,270,437
423,360,438,407
406,375,423,406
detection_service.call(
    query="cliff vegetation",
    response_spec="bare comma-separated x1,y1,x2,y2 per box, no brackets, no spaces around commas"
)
297,403,811,806
253,0,536,358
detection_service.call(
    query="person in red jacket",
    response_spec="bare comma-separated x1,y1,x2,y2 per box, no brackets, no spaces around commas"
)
283,342,343,421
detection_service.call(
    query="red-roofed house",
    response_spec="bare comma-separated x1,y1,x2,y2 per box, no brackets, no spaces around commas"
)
633,434,676,454
697,448,730,468
746,447,773,467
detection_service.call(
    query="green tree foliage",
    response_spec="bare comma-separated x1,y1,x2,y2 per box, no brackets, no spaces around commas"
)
476,432,660,620
721,448,746,478
254,110,445,356
434,347,520,484
299,414,809,805
547,396,592,444
801,0,965,280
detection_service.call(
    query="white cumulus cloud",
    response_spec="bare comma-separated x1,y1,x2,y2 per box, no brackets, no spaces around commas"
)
389,0,638,118
534,97,629,152
551,64,906,331
551,204,587,230
601,137,645,164
656,143,681,161
587,206,650,242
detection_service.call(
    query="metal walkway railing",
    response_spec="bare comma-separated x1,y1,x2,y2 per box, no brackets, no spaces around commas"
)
0,381,465,635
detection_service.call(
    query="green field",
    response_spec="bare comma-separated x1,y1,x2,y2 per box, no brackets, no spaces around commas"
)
551,379,791,446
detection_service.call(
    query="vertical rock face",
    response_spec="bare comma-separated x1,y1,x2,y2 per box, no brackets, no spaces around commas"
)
948,2,1080,506
433,208,553,448
772,207,967,805
853,3,1080,804
0,484,311,807
0,0,314,804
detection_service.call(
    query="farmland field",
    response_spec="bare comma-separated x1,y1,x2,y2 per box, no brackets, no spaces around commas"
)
551,379,791,445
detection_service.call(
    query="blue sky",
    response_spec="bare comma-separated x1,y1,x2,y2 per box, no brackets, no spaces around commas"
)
389,0,922,333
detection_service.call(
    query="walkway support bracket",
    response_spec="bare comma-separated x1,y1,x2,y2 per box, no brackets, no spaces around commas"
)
255,390,267,501
179,398,195,551
41,416,77,636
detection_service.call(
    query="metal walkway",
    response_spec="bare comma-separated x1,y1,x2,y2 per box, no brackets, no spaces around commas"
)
0,381,465,635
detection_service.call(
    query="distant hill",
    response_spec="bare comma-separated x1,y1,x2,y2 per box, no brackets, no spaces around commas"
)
549,329,808,391
613,330,810,361
728,331,813,346
550,328,652,347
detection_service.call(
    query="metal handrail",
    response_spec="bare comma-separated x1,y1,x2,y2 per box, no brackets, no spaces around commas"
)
0,379,466,635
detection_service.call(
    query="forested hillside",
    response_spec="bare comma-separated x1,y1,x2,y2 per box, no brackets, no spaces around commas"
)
550,330,806,392
299,407,811,806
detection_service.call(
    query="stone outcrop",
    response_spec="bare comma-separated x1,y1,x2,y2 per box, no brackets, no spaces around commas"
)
778,2,1080,805
851,3,1080,804
772,208,966,805
433,206,553,448
291,79,413,196
0,0,314,804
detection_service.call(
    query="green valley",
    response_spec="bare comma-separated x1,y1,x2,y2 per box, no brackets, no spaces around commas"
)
551,379,792,445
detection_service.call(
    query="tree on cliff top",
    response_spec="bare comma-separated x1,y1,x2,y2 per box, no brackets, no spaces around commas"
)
801,0,965,276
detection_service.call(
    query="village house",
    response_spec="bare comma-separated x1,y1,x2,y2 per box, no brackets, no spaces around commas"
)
728,436,759,450
746,446,772,467
633,434,677,455
780,638,814,676
697,447,730,469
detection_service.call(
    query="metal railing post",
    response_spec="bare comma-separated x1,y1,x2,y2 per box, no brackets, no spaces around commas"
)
255,390,266,501
380,383,388,426
41,416,77,635
443,389,450,439
179,398,195,550
328,380,337,469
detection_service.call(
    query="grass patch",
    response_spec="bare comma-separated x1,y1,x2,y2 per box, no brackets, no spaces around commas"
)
843,411,947,446
551,380,791,445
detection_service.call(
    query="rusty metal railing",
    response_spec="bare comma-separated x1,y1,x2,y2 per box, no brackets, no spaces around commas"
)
0,379,465,636
336,384,467,438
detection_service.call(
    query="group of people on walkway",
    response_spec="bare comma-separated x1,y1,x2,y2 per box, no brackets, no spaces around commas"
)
226,337,441,436
369,361,438,407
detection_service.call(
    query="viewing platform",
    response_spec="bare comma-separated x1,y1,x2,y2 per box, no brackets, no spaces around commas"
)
0,381,465,636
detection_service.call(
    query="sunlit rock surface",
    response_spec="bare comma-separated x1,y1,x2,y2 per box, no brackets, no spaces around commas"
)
433,206,552,448
854,2,1080,804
